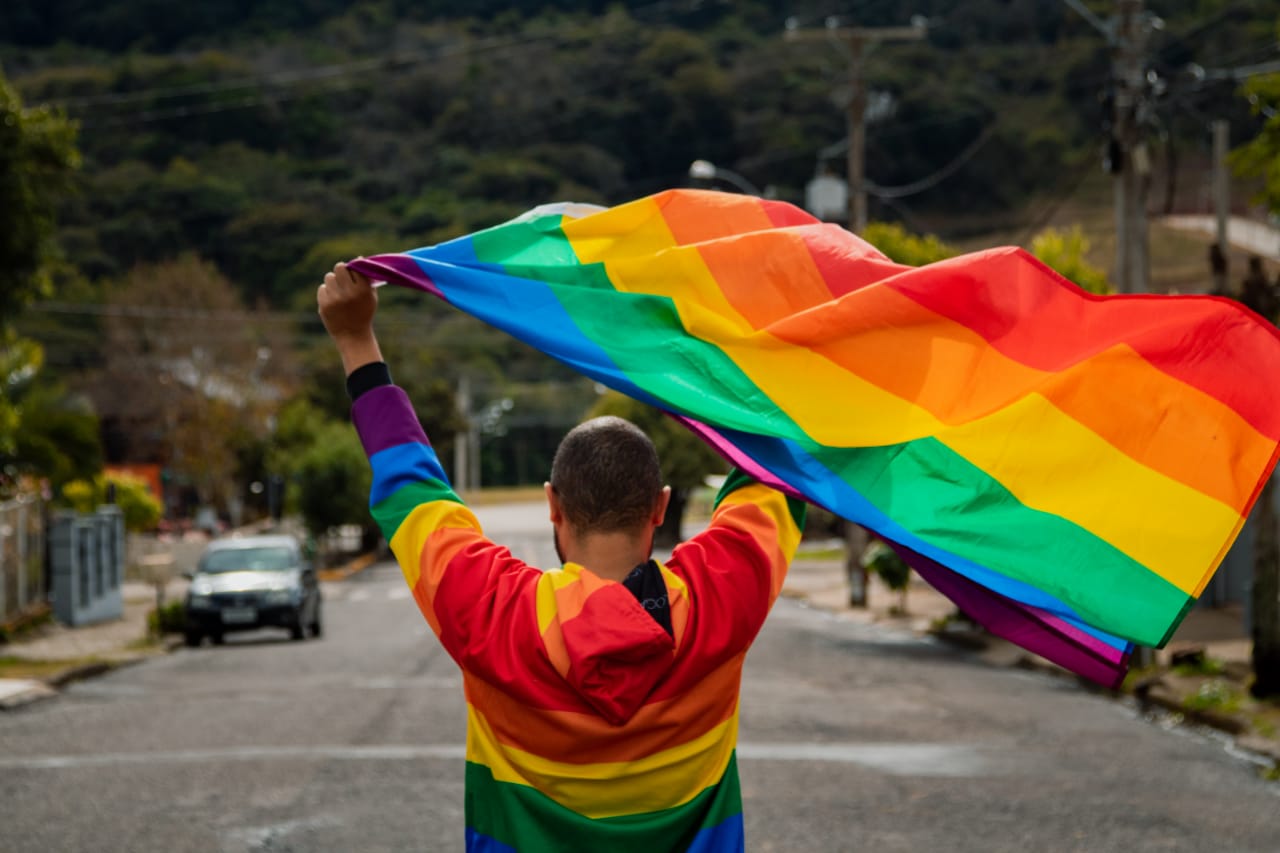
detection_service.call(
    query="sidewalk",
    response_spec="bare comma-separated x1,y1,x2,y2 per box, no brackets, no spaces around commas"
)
0,579,188,709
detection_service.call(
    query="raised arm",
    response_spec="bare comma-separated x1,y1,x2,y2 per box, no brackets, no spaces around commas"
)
665,468,807,660
317,263,540,666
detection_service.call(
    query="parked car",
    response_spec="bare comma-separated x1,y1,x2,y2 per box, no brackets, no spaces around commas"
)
183,534,321,646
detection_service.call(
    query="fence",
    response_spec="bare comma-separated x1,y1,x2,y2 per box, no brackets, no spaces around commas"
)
0,494,49,625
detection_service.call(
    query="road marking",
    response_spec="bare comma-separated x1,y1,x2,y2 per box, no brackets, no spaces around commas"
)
739,742,991,776
0,741,992,776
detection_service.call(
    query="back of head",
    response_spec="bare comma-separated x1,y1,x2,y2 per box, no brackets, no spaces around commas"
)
550,416,663,534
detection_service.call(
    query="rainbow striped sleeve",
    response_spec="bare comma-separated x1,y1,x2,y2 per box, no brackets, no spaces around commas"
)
352,383,541,662
664,469,807,661
348,188,1280,689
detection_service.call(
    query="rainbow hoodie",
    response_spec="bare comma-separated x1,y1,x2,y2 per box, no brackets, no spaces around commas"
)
353,381,807,852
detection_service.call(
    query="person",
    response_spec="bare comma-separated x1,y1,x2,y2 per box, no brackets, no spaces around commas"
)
1240,255,1279,324
317,262,807,852
1207,243,1229,297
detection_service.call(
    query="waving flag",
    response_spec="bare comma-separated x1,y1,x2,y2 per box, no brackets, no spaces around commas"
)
348,189,1280,689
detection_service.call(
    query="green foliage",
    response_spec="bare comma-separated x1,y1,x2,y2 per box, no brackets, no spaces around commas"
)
1182,679,1244,715
148,600,187,636
0,331,102,497
1172,656,1226,678
861,223,957,266
0,333,43,457
1232,71,1280,214
0,69,80,324
861,540,911,592
291,421,373,538
1030,226,1113,295
60,472,162,531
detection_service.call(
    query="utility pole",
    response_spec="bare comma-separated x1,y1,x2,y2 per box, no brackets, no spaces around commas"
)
1212,119,1230,258
785,17,924,607
454,376,470,494
1111,0,1152,294
785,20,925,234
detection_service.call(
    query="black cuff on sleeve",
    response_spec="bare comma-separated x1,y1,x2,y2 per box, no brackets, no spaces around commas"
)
346,361,393,402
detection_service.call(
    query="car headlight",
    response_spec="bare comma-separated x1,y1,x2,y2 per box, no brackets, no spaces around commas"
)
263,588,298,606
188,594,212,609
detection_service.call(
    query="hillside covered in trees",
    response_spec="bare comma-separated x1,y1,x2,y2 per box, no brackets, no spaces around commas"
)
2,0,1275,510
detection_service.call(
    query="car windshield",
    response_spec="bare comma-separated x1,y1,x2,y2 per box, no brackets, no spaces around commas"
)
200,546,296,574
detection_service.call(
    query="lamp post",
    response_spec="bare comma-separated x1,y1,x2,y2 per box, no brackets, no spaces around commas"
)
688,159,762,196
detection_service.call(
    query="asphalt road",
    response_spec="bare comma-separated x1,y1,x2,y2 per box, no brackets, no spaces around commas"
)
1,503,1278,852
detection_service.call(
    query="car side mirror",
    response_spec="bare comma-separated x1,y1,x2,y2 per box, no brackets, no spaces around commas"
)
181,571,194,581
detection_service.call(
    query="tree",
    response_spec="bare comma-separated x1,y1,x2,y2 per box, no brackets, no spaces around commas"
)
1232,70,1280,214
0,69,79,323
587,392,725,546
0,332,102,498
291,421,373,557
93,255,285,516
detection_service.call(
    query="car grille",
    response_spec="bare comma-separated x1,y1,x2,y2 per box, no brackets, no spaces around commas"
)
209,592,262,607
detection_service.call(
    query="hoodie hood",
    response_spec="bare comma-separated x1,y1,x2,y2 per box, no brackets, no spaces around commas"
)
539,562,681,726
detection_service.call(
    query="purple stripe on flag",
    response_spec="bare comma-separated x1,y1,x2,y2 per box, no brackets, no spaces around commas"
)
893,543,1130,690
349,254,444,299
352,385,430,457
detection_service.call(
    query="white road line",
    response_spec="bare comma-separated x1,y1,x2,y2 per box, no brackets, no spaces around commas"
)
0,742,993,776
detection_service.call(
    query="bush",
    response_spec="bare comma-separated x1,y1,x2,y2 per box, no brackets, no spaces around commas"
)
148,601,187,636
861,540,911,591
862,222,958,266
1030,226,1112,295
61,471,162,531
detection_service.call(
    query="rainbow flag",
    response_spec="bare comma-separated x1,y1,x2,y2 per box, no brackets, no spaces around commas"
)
349,189,1280,689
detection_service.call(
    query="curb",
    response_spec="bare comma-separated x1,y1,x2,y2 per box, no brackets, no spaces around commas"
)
317,552,379,583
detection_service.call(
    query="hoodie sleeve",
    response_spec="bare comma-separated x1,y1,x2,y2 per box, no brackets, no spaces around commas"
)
665,468,807,658
351,381,539,664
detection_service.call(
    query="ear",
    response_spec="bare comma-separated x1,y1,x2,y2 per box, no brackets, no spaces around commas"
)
650,486,672,527
544,482,563,524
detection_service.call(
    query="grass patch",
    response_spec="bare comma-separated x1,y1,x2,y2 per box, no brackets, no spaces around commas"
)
1182,679,1244,714
0,655,104,681
796,546,846,561
459,486,545,506
1172,656,1226,678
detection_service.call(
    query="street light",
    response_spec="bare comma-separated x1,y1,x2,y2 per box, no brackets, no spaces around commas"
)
688,159,762,196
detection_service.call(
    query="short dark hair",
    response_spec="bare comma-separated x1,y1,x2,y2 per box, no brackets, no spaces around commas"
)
549,416,663,533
